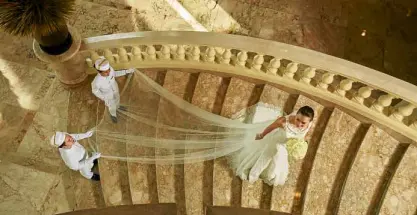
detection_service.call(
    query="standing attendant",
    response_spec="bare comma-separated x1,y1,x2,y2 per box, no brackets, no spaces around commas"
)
91,58,135,123
50,131,101,181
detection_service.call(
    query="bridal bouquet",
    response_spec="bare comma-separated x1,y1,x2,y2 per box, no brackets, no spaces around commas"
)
286,138,308,160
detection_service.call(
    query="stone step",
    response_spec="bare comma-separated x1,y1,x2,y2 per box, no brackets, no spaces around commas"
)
0,161,62,214
57,203,177,215
270,95,327,213
66,75,106,210
155,69,199,215
8,70,74,214
212,77,261,207
185,72,228,215
379,145,417,215
125,70,164,205
302,108,363,214
0,60,53,112
337,125,400,214
96,75,132,206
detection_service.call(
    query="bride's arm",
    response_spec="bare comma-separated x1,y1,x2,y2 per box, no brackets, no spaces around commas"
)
256,117,285,140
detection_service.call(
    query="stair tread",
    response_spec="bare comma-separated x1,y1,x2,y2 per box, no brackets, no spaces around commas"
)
213,77,258,207
125,70,161,205
379,145,417,215
0,60,52,111
154,70,195,215
67,75,106,209
303,108,362,214
338,125,400,214
185,72,224,215
96,74,132,206
0,162,61,213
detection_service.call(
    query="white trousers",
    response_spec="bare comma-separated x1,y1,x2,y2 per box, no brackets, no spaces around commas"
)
80,154,94,179
105,93,120,117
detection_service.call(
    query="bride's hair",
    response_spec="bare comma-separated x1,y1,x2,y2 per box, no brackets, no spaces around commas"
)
297,106,314,121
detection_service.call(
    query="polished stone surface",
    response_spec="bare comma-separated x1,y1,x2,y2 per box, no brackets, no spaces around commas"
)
179,0,417,85
213,78,255,207
125,71,159,205
185,73,223,215
380,145,417,215
303,108,361,214
0,0,416,214
339,125,399,214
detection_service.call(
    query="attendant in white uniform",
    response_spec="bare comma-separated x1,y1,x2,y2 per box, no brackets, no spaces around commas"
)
91,58,135,123
50,131,101,181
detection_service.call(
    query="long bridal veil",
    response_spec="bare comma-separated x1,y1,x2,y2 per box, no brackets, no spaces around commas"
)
87,71,275,164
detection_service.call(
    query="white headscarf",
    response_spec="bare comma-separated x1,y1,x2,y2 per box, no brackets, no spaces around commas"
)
50,132,67,147
94,58,110,72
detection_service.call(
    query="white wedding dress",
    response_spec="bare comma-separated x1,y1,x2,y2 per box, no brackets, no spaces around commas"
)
229,103,311,186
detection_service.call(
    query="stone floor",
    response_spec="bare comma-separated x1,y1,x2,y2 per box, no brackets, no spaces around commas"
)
177,0,417,85
0,0,416,214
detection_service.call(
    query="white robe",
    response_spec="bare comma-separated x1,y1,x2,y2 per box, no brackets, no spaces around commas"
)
91,67,130,117
59,133,94,179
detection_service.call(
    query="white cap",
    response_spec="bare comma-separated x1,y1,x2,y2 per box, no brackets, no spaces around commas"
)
94,58,110,72
50,132,66,147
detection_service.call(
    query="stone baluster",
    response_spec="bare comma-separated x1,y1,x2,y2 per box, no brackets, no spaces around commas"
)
353,86,372,104
104,49,114,63
252,54,264,71
371,94,394,113
190,46,200,61
283,62,298,79
317,72,334,90
267,58,281,75
88,50,100,67
236,51,248,67
221,49,232,64
335,79,353,97
146,45,156,60
176,45,186,60
390,102,416,122
117,47,128,63
161,45,171,60
131,46,142,61
299,67,316,84
169,44,178,53
205,47,216,63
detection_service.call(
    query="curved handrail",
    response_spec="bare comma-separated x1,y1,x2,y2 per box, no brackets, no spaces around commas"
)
80,31,417,142
81,31,417,105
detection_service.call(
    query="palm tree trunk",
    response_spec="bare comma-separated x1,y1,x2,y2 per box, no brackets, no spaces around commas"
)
34,24,73,55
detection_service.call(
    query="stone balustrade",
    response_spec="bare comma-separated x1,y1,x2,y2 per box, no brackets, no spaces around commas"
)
80,31,417,143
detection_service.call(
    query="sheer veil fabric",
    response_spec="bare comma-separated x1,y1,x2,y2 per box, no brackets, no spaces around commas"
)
87,71,274,164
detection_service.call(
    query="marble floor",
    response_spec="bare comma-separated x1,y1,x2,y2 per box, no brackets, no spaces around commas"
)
0,0,416,214
177,0,417,85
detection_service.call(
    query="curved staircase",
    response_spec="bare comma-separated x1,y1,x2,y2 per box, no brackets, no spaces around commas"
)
0,0,416,215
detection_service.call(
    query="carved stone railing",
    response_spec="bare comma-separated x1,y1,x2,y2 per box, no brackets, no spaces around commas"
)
80,31,417,143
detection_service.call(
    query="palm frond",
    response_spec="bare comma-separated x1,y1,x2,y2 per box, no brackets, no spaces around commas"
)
0,0,75,36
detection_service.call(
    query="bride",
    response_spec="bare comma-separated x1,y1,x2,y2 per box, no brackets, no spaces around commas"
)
229,104,314,186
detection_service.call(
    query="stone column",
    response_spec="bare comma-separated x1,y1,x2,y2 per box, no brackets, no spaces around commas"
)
33,26,88,86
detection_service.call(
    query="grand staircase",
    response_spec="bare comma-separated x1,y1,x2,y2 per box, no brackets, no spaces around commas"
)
87,68,416,215
0,0,416,215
